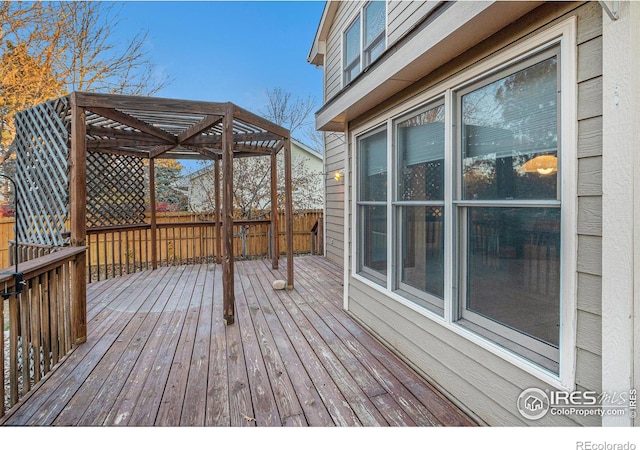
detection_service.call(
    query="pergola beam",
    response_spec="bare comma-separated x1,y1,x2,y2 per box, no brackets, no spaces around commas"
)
185,131,281,146
74,91,229,116
87,147,149,159
87,106,177,144
86,126,171,144
177,114,223,143
149,144,178,159
233,104,289,138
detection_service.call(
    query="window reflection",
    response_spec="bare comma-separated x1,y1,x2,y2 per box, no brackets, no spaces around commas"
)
466,207,560,347
461,56,558,200
401,206,444,299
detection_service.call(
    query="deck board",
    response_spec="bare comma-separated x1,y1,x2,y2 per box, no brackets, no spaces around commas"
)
0,256,475,427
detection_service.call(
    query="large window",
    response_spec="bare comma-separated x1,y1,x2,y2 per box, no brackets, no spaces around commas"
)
357,127,387,284
456,46,560,372
394,102,445,314
343,1,386,85
354,41,569,376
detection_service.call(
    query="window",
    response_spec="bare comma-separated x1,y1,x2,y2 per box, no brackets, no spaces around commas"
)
343,1,386,85
353,38,572,377
344,18,361,86
394,102,445,314
363,1,385,66
455,46,561,372
357,126,387,285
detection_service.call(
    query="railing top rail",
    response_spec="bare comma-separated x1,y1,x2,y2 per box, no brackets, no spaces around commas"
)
156,220,272,227
7,240,56,249
87,223,150,233
86,219,273,234
0,246,87,284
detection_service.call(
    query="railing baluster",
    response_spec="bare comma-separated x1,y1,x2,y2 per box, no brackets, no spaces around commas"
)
50,267,59,366
1,296,4,417
9,294,18,407
41,272,51,375
19,288,30,395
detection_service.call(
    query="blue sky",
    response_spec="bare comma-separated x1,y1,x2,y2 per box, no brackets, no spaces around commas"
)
117,1,325,116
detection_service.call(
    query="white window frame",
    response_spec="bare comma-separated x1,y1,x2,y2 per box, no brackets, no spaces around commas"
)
342,1,387,87
356,125,388,286
350,18,577,390
392,99,447,316
454,43,562,373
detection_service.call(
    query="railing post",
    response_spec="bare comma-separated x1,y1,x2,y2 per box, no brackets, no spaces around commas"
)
283,136,294,289
70,93,87,345
149,158,158,270
270,150,279,269
222,104,235,325
214,156,222,264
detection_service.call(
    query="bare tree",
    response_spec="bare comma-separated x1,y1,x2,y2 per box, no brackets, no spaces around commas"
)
260,87,323,152
190,154,322,220
0,1,169,158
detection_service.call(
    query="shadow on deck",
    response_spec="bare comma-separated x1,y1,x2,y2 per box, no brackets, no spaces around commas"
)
0,256,475,426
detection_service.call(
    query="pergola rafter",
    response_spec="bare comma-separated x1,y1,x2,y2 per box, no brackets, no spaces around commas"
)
11,91,295,332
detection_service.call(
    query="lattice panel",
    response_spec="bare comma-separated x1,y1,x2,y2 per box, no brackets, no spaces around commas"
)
86,151,146,227
13,97,71,246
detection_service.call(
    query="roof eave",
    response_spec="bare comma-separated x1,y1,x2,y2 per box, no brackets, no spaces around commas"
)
307,1,338,67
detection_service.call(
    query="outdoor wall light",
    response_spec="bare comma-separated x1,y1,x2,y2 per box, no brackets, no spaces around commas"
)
334,170,344,182
518,154,558,175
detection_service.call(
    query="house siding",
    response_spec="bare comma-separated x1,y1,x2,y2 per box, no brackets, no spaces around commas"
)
323,131,346,265
334,1,603,426
324,1,362,101
387,0,441,46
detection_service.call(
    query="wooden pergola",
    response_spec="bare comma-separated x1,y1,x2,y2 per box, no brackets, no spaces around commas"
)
12,91,295,335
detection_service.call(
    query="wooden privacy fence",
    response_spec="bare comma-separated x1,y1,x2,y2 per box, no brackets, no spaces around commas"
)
1,211,323,282
1,247,86,418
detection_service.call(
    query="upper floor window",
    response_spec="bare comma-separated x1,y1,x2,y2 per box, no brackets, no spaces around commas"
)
343,1,386,86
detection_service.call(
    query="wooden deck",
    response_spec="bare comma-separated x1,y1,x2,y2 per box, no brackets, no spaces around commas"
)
0,256,475,427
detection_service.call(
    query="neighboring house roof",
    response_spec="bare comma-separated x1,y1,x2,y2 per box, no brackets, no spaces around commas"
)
183,138,321,183
291,138,323,160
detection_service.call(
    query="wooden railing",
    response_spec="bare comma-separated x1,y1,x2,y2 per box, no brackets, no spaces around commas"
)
0,210,324,268
8,241,57,266
85,220,273,282
84,211,322,283
1,247,86,418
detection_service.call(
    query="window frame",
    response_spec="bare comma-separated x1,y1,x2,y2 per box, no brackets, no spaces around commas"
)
343,15,361,86
342,1,387,86
392,99,447,315
356,125,388,286
350,18,577,389
453,44,562,372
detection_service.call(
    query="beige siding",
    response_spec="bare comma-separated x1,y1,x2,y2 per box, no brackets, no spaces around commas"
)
575,5,603,396
324,131,346,266
574,0,603,401
387,0,441,46
325,1,363,101
334,2,604,426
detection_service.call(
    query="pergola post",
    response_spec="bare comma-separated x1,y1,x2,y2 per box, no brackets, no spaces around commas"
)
270,150,279,269
222,105,235,325
214,156,222,264
283,136,294,289
69,93,87,344
149,158,158,270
